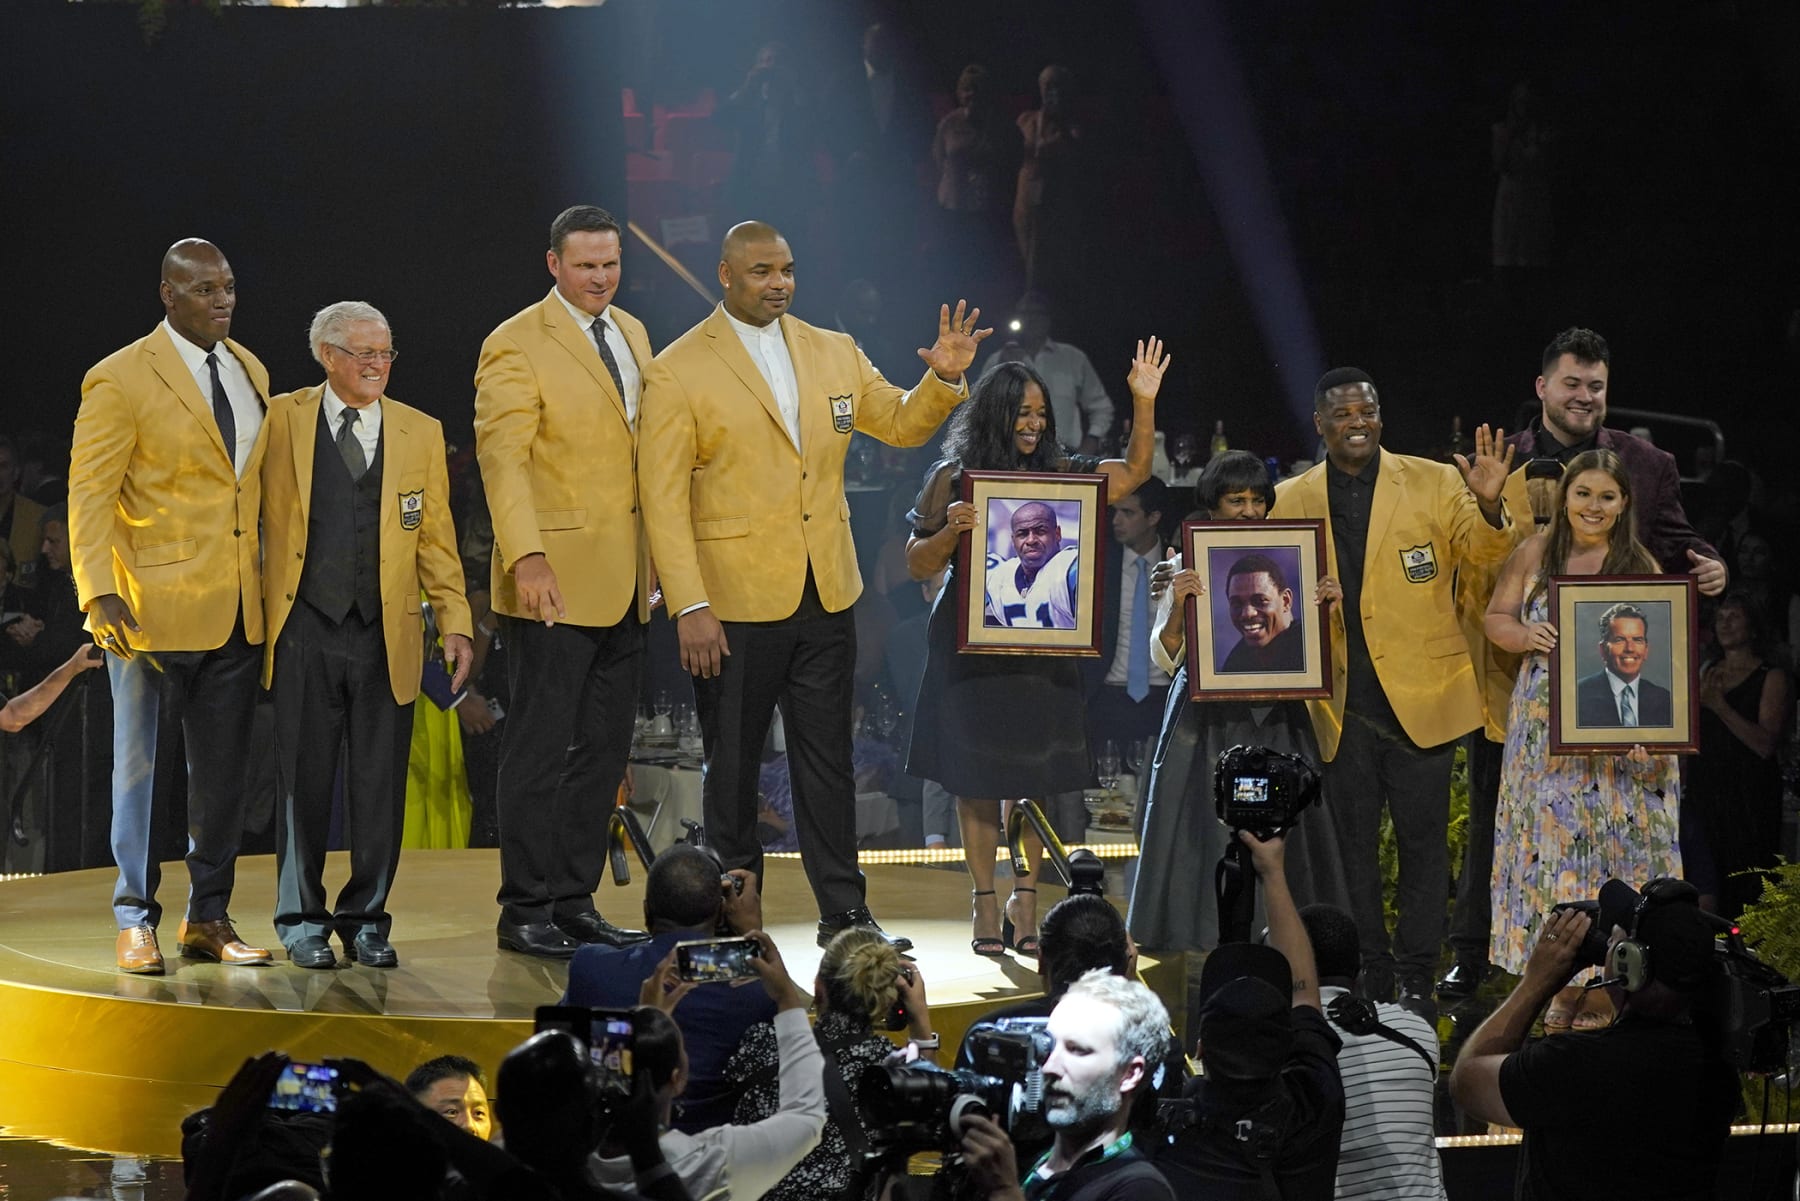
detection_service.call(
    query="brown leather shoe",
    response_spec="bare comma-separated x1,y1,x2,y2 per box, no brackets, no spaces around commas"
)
177,918,273,965
116,924,164,974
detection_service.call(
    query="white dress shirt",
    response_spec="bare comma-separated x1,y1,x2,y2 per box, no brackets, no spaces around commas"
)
321,385,382,465
553,290,643,426
1104,547,1173,688
1604,669,1641,724
161,319,263,479
723,305,803,451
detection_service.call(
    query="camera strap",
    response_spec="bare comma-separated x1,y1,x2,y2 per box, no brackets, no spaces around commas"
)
818,1041,872,1161
1325,995,1437,1076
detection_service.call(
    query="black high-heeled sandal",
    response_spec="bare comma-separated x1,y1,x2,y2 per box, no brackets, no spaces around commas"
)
1003,886,1040,957
970,890,1006,957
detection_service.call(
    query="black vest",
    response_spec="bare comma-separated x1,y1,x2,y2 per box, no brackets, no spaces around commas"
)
297,404,384,625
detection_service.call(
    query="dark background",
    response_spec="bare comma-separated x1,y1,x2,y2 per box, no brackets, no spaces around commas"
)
4,0,1798,471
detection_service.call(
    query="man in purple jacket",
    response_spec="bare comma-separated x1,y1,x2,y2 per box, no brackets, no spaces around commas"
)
1440,326,1727,999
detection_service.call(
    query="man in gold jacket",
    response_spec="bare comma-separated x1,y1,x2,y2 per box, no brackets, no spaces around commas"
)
474,205,655,958
1274,367,1515,1005
260,301,472,970
640,220,987,950
70,239,272,973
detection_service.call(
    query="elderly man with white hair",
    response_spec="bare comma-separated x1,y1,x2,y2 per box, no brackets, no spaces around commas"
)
260,300,472,970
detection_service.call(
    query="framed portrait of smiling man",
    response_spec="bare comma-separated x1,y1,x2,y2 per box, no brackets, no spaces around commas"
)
1181,519,1331,701
1549,574,1698,754
956,470,1107,655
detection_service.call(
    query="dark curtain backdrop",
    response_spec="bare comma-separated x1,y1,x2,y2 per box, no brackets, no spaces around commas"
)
2,3,626,445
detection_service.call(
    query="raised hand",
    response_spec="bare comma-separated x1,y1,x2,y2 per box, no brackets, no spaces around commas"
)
1453,423,1517,512
1125,336,1171,402
917,300,993,382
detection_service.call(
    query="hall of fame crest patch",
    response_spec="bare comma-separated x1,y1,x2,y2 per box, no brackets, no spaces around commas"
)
1399,543,1437,583
398,489,424,531
830,394,854,433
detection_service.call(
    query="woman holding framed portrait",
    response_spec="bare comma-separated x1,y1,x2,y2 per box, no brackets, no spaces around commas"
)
1126,452,1349,954
1483,449,1680,1030
904,342,1168,957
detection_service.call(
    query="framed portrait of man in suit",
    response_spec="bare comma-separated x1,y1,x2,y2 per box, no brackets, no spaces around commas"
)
1181,519,1331,702
1549,574,1698,754
956,470,1106,655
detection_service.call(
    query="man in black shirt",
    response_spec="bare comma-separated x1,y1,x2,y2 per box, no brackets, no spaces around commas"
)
1156,832,1345,1200
960,970,1176,1201
1450,878,1738,1201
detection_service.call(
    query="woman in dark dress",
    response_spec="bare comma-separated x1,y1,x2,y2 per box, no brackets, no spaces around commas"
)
1127,453,1349,952
906,343,1168,955
1692,593,1793,917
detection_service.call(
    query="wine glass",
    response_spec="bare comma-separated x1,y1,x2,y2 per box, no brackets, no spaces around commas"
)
1095,740,1121,796
1170,433,1198,477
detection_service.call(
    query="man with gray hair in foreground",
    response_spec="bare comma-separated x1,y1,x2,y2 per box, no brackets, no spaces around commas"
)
958,968,1175,1200
259,300,472,969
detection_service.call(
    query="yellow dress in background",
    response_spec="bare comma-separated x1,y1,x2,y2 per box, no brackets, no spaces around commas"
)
402,610,472,849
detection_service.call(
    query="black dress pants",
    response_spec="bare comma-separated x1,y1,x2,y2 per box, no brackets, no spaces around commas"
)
692,579,864,916
272,601,412,945
1325,711,1457,994
495,612,644,924
1448,731,1504,965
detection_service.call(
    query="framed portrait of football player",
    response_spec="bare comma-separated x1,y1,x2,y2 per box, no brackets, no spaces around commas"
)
1181,519,1332,702
1548,574,1698,755
956,470,1107,655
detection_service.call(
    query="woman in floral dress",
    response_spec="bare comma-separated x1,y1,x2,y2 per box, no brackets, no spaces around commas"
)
1484,449,1679,1029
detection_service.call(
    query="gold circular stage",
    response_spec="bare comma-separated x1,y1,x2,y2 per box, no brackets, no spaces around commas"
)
0,851,1177,1157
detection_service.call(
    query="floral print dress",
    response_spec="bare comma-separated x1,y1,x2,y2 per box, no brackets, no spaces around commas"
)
1489,588,1683,974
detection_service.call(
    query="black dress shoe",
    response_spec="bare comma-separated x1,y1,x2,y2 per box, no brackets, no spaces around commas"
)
816,907,913,953
286,936,336,970
497,919,580,959
1435,959,1488,999
555,910,650,947
346,931,399,968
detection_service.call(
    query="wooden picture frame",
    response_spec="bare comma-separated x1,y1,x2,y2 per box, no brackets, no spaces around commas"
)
1548,574,1699,754
1181,519,1332,702
955,470,1108,656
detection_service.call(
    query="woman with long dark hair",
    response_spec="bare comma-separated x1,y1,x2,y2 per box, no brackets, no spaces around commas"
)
905,343,1167,955
1484,449,1678,1029
1691,594,1793,918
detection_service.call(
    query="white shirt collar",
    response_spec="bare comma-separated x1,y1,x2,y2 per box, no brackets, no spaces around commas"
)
553,287,616,337
722,304,785,343
321,383,382,433
1604,669,1639,699
161,317,230,375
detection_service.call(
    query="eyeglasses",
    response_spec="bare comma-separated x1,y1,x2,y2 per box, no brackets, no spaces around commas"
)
327,344,399,365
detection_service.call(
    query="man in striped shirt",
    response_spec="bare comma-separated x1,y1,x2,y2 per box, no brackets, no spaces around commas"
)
1301,904,1446,1200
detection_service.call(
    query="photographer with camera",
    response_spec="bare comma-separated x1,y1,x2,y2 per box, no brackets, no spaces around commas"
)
1156,830,1345,1200
959,969,1176,1201
564,844,777,1131
1449,879,1738,1201
588,928,827,1200
725,926,936,1200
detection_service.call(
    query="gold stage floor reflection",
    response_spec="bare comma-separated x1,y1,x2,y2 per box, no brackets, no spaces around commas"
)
0,850,1176,1158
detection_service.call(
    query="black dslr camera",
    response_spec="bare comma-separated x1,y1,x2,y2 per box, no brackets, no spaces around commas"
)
1213,744,1320,839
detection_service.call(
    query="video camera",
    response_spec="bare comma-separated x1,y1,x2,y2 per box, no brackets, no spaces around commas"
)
1550,882,1800,1075
1213,744,1320,840
861,1017,1053,1157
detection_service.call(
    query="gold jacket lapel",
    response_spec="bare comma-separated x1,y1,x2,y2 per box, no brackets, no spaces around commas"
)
542,293,629,427
703,307,789,445
146,326,232,464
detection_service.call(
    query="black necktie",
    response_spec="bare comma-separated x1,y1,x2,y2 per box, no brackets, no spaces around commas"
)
206,350,236,467
336,408,367,481
589,317,626,399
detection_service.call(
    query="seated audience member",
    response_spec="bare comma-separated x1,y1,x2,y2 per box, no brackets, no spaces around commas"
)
1450,879,1738,1201
563,844,778,1132
1,643,103,733
727,927,935,1200
1299,903,1445,1200
406,1054,494,1142
590,930,825,1201
959,969,1176,1201
1156,832,1345,1199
